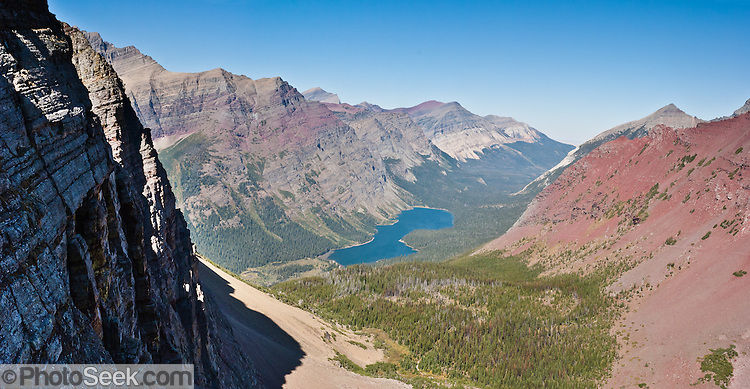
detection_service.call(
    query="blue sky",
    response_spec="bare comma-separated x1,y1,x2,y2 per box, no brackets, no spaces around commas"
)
49,0,750,145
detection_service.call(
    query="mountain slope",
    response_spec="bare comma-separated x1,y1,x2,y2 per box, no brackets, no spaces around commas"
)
480,112,750,388
519,103,703,195
0,2,258,386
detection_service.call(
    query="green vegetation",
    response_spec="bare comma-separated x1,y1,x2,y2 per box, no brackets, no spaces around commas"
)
383,157,533,264
331,351,364,373
273,252,619,388
645,183,660,201
733,270,747,277
675,154,697,172
735,147,744,154
701,231,712,240
347,340,368,350
159,135,340,273
187,199,335,272
696,345,737,389
665,237,677,246
279,189,295,200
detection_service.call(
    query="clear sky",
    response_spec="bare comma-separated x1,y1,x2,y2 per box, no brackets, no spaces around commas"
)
49,0,750,145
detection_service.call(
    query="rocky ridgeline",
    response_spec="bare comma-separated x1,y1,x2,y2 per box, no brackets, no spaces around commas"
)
518,103,703,196
0,1,259,387
735,98,750,117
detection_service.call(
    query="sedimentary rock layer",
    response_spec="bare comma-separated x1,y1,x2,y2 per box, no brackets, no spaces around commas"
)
0,1,260,387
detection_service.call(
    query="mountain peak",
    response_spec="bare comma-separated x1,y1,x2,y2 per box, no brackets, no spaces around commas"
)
654,103,684,115
302,87,340,104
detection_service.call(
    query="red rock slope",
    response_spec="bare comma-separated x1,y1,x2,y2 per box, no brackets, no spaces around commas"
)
480,113,750,388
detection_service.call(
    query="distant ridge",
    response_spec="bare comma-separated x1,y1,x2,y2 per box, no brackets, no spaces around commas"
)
302,87,340,104
387,100,569,162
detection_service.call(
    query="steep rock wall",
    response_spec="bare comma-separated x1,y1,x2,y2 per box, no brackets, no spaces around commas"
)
0,1,260,387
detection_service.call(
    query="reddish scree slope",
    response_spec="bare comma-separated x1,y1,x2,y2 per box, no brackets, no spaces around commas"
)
481,113,750,388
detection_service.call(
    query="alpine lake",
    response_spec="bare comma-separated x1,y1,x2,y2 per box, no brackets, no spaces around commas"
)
329,207,454,266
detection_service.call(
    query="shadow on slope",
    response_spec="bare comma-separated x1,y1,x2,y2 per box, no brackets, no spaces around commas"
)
198,261,304,389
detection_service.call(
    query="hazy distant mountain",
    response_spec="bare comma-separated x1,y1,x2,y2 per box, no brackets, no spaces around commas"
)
518,103,703,195
302,87,340,104
328,99,574,193
389,100,566,163
481,110,750,388
354,101,386,112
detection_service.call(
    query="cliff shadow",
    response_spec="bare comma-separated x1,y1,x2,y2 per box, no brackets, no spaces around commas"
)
197,261,304,389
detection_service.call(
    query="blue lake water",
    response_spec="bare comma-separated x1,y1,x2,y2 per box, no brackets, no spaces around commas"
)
329,207,454,266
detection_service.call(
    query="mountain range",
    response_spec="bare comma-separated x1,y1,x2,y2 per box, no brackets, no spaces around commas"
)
82,39,574,275
302,87,340,104
3,0,750,387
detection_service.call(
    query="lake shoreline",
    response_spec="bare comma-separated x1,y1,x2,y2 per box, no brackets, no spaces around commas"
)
327,206,454,266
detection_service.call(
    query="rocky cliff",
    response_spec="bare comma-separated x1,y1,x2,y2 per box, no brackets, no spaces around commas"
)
0,1,259,387
480,112,750,387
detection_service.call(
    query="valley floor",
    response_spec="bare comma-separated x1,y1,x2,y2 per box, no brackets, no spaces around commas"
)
198,259,410,389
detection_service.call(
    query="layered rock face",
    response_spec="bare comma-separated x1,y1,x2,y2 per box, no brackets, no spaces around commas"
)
324,102,441,182
480,112,750,387
519,103,703,195
0,2,259,387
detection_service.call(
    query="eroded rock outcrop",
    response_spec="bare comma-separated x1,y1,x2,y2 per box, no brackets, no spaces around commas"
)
0,1,260,387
